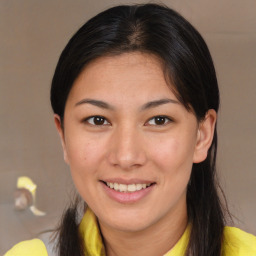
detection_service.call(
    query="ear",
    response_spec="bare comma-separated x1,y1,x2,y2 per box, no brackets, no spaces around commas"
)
193,109,217,163
54,114,69,164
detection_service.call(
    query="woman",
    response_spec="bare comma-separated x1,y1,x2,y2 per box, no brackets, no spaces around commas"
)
5,3,256,256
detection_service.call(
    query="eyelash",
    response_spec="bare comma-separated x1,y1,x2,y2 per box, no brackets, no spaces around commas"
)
84,116,110,126
146,116,172,126
83,115,172,126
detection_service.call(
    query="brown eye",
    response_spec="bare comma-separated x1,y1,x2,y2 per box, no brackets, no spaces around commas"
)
155,116,166,125
147,116,171,126
86,116,109,126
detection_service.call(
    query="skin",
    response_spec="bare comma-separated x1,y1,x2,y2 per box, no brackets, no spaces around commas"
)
55,52,216,256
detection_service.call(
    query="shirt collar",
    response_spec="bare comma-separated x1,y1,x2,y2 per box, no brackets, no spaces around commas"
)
79,208,105,255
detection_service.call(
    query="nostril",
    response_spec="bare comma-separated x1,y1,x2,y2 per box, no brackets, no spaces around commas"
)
108,149,147,170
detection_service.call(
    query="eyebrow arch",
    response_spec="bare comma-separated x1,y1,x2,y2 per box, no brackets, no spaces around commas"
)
140,98,179,110
75,99,114,110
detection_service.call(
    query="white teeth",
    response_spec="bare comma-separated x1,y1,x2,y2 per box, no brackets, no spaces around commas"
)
136,184,142,190
105,182,152,192
119,184,127,192
127,184,136,192
114,183,119,190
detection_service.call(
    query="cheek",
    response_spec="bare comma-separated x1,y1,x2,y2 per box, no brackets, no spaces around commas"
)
150,136,195,167
65,137,105,203
148,134,196,189
65,136,105,175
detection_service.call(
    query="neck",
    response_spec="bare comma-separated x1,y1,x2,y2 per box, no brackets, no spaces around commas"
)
99,202,188,256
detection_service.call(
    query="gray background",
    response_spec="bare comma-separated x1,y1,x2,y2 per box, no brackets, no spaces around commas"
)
0,0,255,254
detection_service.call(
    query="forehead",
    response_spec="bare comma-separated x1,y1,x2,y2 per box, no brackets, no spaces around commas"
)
67,52,177,105
79,52,166,83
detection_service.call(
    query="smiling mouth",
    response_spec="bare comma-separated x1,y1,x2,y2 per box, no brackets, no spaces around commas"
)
103,182,155,193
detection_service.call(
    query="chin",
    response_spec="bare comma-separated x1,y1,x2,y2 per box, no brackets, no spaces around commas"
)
98,208,157,233
110,219,152,233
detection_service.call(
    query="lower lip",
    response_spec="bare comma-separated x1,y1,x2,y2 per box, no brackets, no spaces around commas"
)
101,182,155,204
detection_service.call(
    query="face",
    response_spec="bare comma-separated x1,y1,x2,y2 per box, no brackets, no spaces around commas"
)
55,52,216,234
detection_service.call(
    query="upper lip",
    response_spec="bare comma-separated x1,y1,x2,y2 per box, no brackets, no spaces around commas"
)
100,178,155,185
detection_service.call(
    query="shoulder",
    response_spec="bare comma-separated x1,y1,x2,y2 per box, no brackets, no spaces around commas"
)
4,239,48,256
222,226,256,255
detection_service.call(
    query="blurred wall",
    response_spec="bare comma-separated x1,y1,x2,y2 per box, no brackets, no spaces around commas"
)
0,0,255,253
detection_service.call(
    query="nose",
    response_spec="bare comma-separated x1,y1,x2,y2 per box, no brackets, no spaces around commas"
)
107,125,147,170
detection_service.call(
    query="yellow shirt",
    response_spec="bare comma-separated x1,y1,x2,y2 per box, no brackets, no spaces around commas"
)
4,208,256,256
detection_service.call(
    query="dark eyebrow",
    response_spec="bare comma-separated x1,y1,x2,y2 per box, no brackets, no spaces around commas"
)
75,99,114,110
75,98,178,110
140,98,179,110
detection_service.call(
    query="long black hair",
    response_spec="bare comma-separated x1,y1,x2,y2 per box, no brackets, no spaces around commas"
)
51,4,228,256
